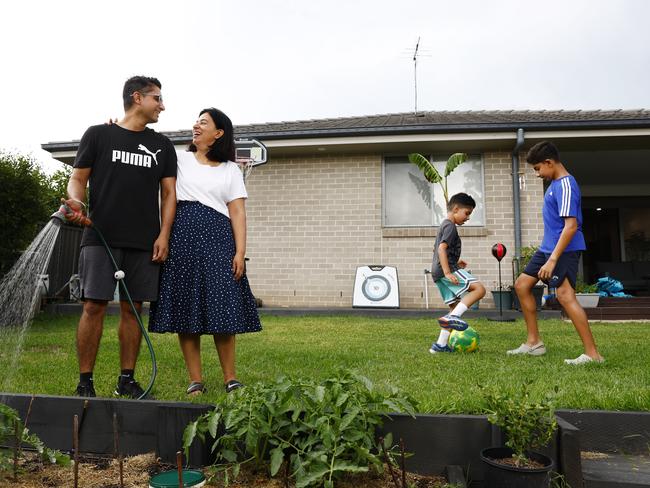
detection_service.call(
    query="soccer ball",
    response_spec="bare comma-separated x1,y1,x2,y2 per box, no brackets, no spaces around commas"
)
449,326,480,352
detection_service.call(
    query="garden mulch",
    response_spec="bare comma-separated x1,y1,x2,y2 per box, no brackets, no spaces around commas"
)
1,452,450,488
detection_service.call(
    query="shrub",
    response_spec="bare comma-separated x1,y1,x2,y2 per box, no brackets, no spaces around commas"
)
183,370,417,487
0,151,71,275
483,380,557,467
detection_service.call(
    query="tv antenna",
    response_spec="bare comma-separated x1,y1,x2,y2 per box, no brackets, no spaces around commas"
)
413,36,421,114
401,37,431,115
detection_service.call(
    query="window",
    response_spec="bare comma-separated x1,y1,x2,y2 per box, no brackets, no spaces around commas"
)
383,155,485,226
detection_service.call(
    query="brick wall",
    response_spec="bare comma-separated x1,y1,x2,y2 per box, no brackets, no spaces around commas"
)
244,151,544,308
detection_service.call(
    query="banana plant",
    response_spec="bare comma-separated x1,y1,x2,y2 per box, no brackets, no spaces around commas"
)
408,152,468,206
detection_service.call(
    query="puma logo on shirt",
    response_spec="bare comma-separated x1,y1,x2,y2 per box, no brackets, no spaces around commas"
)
138,144,161,165
111,144,162,168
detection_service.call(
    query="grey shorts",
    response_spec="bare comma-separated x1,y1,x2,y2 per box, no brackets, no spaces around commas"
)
78,246,160,302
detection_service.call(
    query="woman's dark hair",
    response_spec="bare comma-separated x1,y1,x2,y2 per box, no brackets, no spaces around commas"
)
122,75,161,110
526,141,560,164
188,107,236,162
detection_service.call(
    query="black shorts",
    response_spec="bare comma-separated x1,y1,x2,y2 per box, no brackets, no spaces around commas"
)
523,250,581,289
79,246,160,302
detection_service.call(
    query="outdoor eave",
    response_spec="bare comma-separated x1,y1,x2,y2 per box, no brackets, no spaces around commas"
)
42,113,650,162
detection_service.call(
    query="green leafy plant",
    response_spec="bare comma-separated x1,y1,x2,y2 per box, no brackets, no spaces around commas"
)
407,152,468,206
0,402,70,475
509,245,539,290
518,245,538,272
483,380,558,467
575,278,598,294
183,370,417,487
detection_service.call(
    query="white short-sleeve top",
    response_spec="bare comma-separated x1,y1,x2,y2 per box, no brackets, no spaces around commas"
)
175,150,248,219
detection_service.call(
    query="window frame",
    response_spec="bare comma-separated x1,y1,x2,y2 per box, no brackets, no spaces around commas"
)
381,153,486,228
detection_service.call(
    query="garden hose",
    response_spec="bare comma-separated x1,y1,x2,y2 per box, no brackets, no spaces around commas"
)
51,203,157,400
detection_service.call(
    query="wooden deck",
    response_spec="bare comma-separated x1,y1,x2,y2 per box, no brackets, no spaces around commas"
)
579,297,650,320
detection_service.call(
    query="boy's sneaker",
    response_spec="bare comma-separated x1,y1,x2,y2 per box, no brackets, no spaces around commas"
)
114,376,152,399
506,342,547,356
75,382,96,398
438,314,469,331
429,343,453,354
564,354,605,365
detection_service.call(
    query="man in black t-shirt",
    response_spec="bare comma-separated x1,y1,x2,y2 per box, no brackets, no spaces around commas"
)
64,75,177,399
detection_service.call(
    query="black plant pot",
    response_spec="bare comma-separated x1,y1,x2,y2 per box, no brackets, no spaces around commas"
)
512,284,545,311
480,447,553,488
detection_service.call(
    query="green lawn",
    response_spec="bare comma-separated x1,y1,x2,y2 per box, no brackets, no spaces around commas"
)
2,313,649,413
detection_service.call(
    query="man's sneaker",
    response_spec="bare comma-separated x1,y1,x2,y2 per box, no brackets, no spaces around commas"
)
564,354,605,365
75,382,96,398
438,314,469,331
225,379,244,393
114,376,151,399
429,343,453,354
506,342,547,356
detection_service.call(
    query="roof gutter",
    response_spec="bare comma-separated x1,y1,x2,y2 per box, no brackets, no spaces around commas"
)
512,128,525,270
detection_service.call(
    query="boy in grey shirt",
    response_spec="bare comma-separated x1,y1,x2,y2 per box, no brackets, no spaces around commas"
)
430,193,486,353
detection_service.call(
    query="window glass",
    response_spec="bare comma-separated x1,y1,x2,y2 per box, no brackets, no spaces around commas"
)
384,155,485,226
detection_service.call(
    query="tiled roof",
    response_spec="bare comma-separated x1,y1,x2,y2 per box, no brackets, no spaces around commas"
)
164,109,650,141
43,109,650,151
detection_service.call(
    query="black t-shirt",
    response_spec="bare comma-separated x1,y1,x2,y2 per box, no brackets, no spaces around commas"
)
431,219,462,281
73,124,177,250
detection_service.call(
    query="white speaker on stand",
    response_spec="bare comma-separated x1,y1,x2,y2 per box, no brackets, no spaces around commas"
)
352,265,400,308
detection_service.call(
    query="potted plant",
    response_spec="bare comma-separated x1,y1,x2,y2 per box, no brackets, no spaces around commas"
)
575,279,600,308
480,381,557,488
511,245,546,310
491,281,513,310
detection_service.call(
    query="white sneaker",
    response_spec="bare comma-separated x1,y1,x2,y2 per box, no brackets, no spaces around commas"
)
564,354,605,365
506,342,547,356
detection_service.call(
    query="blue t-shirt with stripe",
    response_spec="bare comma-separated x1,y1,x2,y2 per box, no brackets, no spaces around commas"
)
540,175,586,253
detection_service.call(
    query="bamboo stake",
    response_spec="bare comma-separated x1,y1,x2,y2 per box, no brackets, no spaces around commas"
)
73,414,79,488
379,436,400,488
177,450,184,488
13,420,19,481
113,413,123,488
400,438,406,488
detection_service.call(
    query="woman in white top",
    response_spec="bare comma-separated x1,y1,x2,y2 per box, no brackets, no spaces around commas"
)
149,108,261,395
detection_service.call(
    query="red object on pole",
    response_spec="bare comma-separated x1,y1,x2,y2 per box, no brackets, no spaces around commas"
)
491,243,507,262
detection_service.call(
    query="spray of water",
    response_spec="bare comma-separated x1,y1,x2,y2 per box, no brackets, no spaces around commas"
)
0,219,62,393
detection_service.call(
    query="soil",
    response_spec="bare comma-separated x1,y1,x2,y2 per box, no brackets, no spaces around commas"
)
1,452,450,488
486,455,547,470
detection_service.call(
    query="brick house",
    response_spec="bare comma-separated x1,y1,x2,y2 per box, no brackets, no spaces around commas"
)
43,110,650,308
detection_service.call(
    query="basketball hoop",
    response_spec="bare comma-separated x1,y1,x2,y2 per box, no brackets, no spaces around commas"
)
235,138,267,181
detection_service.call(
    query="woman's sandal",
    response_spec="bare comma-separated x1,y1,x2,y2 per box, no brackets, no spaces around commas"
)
187,381,206,396
225,379,244,393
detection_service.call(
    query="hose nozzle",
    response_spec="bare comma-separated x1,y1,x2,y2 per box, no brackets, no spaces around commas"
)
50,207,67,223
51,201,92,227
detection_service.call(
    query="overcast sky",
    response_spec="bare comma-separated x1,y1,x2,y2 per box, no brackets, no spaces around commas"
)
1,0,649,173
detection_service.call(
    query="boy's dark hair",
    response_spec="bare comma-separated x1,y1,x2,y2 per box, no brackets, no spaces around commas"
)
188,107,236,162
447,192,476,211
526,141,560,164
122,76,162,110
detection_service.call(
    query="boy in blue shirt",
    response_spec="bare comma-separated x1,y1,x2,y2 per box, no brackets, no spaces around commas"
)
429,193,486,353
508,141,604,365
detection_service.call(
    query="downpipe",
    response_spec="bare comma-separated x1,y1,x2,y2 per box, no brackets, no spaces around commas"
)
51,203,157,400
512,128,525,276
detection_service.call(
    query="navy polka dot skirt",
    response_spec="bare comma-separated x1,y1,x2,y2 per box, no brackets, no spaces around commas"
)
149,201,262,335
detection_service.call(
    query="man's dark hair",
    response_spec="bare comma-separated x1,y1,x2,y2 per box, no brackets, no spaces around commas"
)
447,192,476,211
188,108,236,162
526,141,560,164
122,76,162,110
